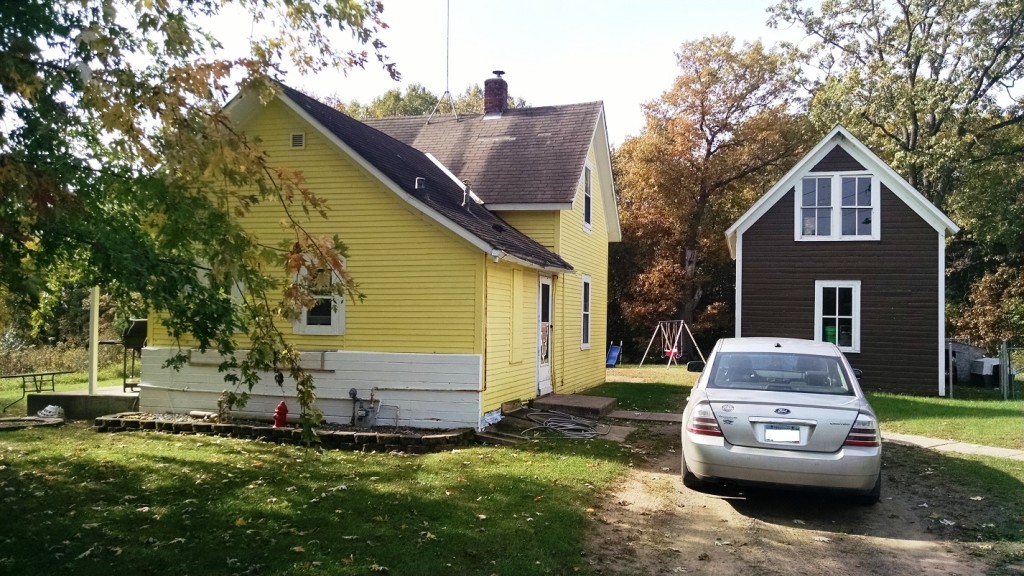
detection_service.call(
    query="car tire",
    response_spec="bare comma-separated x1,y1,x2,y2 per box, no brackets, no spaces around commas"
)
681,454,704,490
853,471,881,506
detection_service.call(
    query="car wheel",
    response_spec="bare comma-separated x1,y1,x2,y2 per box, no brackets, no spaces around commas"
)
853,471,881,506
681,454,704,490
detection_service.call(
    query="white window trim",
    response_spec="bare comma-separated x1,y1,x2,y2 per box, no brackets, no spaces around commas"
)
814,280,861,353
794,172,881,242
292,266,345,336
582,164,593,234
581,274,592,349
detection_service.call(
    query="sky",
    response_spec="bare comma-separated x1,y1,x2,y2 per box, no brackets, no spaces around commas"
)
277,0,806,146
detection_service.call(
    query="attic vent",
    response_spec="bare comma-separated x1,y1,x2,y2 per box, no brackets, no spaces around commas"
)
415,177,426,189
290,133,305,149
492,223,505,233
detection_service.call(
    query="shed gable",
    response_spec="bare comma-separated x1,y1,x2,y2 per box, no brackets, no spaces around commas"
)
809,144,865,172
739,185,940,394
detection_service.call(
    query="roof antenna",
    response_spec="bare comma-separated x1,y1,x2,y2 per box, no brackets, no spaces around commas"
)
428,0,459,124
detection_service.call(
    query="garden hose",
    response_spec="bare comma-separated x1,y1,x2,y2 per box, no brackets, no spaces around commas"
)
520,409,611,439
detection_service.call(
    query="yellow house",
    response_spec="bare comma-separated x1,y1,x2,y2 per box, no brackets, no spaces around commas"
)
140,74,621,429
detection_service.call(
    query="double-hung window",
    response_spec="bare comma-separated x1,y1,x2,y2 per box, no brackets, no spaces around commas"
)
581,275,592,349
583,165,593,233
840,176,873,236
293,266,345,336
798,174,878,240
801,177,832,236
814,280,860,353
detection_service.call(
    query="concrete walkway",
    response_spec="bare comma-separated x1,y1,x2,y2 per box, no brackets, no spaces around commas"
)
883,432,1024,461
608,411,1024,461
608,410,680,423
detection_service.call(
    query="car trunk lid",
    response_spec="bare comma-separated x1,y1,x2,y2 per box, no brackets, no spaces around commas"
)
704,389,862,453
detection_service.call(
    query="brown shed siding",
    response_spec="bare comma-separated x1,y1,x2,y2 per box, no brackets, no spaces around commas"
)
740,185,939,394
809,145,865,172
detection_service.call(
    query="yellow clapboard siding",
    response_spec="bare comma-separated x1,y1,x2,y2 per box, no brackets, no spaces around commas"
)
480,138,613,410
553,144,608,394
149,99,485,355
496,211,558,250
481,262,540,411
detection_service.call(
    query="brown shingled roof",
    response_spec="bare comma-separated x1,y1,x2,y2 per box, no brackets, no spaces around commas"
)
364,102,604,205
275,84,572,272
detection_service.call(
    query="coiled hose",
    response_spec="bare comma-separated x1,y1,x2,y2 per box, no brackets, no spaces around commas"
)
520,409,611,439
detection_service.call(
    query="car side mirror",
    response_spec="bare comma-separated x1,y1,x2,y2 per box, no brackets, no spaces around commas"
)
853,368,864,379
686,361,705,373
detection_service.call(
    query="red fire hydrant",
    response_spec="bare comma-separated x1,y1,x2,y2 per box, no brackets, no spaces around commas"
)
273,401,289,428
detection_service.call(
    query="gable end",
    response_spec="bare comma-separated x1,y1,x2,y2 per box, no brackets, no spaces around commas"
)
809,144,864,172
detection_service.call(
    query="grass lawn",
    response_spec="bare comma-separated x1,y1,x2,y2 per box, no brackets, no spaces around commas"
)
868,391,1024,450
596,366,1024,451
587,365,697,412
0,423,631,575
1,367,124,415
883,443,1024,543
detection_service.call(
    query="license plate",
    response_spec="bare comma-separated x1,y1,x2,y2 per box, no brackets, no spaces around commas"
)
765,425,800,443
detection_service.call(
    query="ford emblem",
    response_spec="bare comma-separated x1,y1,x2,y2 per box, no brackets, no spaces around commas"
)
721,404,734,412
774,408,791,415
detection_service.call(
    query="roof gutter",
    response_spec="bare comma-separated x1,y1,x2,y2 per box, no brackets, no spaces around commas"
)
490,249,574,274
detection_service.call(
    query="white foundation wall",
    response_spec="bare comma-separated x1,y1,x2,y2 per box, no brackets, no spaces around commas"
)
139,347,484,429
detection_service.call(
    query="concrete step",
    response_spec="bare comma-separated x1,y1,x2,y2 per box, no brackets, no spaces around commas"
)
27,392,139,420
492,411,538,432
476,430,526,446
530,394,617,419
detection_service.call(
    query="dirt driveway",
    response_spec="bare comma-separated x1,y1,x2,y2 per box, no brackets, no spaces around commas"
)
586,424,1021,575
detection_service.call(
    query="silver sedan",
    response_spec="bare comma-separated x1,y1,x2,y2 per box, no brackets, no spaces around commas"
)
681,337,882,504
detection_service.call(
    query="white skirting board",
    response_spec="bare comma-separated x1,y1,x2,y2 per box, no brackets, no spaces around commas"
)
139,348,483,429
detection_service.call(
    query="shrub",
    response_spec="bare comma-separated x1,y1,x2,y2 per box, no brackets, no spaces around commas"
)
0,343,122,375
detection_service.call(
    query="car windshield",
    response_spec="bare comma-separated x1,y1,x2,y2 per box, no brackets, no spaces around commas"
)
707,352,854,395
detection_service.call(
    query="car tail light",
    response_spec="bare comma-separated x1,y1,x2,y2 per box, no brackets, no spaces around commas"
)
843,414,880,447
686,403,723,437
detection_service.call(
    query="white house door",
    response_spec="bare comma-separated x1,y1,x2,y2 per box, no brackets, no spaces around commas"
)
537,277,553,396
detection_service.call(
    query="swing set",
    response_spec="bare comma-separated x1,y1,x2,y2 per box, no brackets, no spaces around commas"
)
639,320,706,368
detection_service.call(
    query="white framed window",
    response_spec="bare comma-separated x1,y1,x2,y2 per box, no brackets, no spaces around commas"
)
292,266,345,336
797,174,879,241
814,280,860,353
581,274,592,349
583,165,593,233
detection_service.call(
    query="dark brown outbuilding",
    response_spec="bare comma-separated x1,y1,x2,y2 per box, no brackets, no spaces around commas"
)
726,126,959,395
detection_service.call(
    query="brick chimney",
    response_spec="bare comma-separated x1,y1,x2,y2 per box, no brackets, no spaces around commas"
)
484,70,508,115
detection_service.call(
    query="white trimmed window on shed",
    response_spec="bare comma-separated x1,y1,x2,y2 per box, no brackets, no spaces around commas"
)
292,265,345,336
797,174,879,241
814,280,860,353
583,165,593,233
581,274,592,349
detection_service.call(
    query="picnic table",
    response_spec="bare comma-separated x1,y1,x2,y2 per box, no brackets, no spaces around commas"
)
1,371,74,413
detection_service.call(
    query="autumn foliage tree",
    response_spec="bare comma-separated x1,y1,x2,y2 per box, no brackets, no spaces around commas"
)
329,82,527,118
0,0,397,434
771,0,1024,347
611,36,812,356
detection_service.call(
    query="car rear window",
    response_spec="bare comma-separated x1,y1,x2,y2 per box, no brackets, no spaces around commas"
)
707,352,854,395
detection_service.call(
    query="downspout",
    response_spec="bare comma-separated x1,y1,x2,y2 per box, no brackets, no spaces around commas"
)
481,254,488,393
559,273,565,390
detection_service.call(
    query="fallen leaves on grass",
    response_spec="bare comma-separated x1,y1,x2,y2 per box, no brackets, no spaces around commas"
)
76,545,96,559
